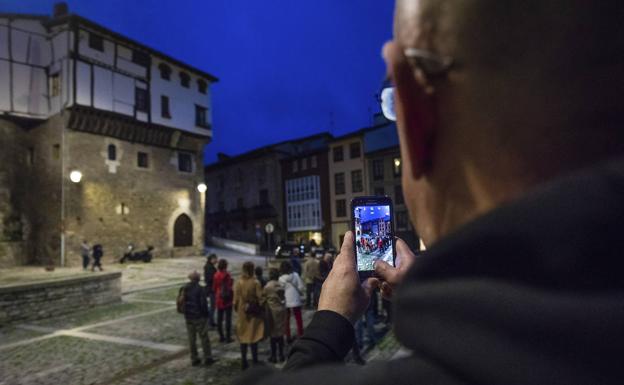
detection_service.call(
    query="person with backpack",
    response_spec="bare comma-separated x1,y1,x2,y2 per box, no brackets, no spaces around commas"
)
234,261,265,370
263,268,287,363
212,258,233,343
177,271,216,366
279,261,305,342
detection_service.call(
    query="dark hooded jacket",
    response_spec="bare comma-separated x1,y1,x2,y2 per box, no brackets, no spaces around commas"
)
237,158,624,385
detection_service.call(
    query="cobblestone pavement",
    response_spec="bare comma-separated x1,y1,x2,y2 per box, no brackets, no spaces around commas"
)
0,247,400,385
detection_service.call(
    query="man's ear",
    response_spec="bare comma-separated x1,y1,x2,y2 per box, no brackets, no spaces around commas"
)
388,46,436,179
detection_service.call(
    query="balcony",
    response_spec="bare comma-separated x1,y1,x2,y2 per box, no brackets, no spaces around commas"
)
249,204,278,220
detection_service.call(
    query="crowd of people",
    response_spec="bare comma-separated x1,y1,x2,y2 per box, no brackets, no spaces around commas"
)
356,235,392,256
178,248,391,370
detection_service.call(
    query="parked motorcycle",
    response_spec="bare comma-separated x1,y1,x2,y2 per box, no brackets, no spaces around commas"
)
120,244,154,263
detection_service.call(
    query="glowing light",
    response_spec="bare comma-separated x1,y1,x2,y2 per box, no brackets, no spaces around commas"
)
197,183,207,193
69,170,82,183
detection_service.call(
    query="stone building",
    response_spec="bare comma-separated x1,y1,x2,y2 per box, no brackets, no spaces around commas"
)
281,133,333,247
0,4,217,266
204,146,286,248
364,115,420,250
327,129,370,248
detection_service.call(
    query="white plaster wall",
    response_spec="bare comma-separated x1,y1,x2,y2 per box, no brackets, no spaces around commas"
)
93,65,113,111
76,61,91,106
113,72,134,116
78,29,115,66
0,60,9,111
0,25,9,59
116,45,147,78
151,58,212,136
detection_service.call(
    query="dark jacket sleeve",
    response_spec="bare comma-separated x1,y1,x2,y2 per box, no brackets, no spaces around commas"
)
284,310,354,370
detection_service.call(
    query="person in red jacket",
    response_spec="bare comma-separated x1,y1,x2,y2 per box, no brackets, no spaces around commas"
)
212,258,234,343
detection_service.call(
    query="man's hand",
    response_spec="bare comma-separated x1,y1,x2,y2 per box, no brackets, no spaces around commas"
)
318,231,378,324
373,238,417,300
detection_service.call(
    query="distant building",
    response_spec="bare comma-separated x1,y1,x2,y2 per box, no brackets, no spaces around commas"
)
364,114,420,250
280,133,333,247
327,129,369,248
204,146,286,248
0,3,217,266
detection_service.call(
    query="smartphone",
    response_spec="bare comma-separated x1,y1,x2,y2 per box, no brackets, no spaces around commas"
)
351,196,396,280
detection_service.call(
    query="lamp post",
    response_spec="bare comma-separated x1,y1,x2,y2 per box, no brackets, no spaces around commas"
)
61,169,82,267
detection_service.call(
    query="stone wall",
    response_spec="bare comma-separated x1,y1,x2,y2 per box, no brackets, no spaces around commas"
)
0,272,121,325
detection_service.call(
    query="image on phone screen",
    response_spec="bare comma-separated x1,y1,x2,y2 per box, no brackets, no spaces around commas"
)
354,205,394,271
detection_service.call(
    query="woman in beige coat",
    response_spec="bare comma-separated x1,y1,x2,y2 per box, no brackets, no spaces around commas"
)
234,261,265,370
263,268,287,363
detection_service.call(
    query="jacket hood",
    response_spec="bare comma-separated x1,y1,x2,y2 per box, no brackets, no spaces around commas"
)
395,158,624,385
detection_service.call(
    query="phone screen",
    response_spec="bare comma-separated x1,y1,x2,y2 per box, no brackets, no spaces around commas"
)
353,204,394,271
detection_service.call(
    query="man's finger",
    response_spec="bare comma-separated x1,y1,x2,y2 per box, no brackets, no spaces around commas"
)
374,260,398,283
362,277,380,297
334,231,355,269
380,281,393,300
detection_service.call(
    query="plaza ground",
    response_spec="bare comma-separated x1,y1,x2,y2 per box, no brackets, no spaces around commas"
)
0,248,400,385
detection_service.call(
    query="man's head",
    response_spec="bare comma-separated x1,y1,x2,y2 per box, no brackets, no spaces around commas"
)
188,271,200,282
388,0,624,245
207,254,218,265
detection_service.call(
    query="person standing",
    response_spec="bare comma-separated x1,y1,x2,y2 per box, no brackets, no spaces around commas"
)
91,244,103,271
80,240,90,271
302,255,321,309
263,268,287,363
234,261,265,370
279,261,305,342
212,258,233,343
204,254,218,327
179,271,216,366
289,248,302,276
254,266,267,288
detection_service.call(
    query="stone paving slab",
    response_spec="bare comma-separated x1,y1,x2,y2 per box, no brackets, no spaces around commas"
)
0,335,167,385
0,325,47,345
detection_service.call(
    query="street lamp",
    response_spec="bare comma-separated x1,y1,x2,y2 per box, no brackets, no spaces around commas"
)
197,183,207,193
69,170,82,183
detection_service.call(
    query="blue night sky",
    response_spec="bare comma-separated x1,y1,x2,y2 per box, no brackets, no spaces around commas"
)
1,0,395,164
355,205,390,222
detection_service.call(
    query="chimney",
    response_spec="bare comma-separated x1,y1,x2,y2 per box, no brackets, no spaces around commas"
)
53,2,69,18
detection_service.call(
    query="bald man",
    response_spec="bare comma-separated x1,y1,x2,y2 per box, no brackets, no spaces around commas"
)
238,1,624,384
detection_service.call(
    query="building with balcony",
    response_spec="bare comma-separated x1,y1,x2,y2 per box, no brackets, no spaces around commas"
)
0,3,217,266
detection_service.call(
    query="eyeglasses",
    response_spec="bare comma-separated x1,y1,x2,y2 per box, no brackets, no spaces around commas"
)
379,48,454,121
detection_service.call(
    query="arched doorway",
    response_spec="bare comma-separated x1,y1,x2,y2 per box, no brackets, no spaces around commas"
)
173,214,193,247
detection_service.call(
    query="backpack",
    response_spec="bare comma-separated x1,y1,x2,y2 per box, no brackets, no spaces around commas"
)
220,276,233,302
176,286,186,314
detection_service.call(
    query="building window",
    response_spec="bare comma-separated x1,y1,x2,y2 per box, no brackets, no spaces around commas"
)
393,157,402,177
334,172,345,195
351,170,363,193
396,211,408,230
197,79,207,94
292,160,298,173
180,72,190,88
374,187,385,196
350,142,361,159
158,63,171,80
195,105,208,127
160,95,170,118
310,156,317,168
132,50,150,67
49,73,60,97
301,158,308,171
135,87,149,112
107,144,117,161
88,32,104,52
178,152,193,173
336,199,346,218
333,146,344,162
137,152,149,168
259,189,269,206
373,159,384,180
